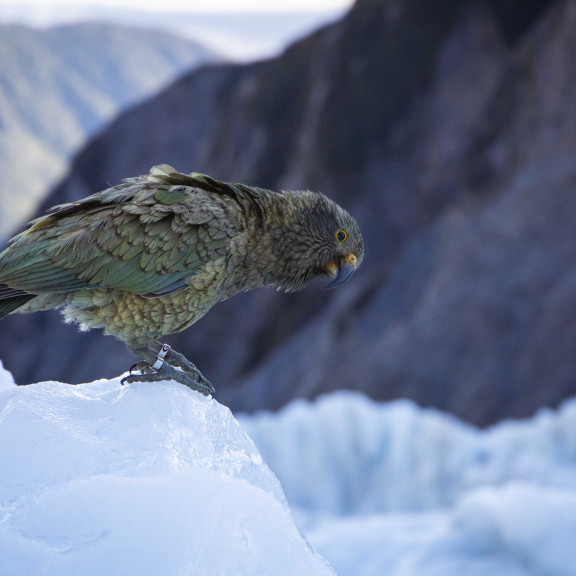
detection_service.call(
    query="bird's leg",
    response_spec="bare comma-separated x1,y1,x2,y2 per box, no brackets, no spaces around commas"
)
163,346,215,394
165,348,201,376
121,342,215,396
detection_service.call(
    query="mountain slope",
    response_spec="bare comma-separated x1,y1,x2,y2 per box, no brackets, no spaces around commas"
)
3,0,575,426
0,22,218,238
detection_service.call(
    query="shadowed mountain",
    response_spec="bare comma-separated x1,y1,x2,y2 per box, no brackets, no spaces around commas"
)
4,0,576,427
0,22,219,239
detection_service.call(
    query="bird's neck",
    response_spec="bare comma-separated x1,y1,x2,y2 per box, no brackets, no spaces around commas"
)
222,191,309,296
247,191,318,292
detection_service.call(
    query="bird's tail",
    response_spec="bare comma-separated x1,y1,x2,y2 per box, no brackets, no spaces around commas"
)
0,284,35,318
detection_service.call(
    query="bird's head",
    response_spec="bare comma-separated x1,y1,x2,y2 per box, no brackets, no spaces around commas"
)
267,190,364,292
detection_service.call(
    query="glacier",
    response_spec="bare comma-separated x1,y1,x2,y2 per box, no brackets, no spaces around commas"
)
241,392,576,576
0,362,332,576
1,359,575,576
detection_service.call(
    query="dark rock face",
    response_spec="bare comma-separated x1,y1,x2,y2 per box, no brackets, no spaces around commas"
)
3,0,575,426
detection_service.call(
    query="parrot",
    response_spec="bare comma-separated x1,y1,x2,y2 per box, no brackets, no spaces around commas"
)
0,165,364,396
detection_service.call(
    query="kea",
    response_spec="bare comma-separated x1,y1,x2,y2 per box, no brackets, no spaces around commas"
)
0,165,364,395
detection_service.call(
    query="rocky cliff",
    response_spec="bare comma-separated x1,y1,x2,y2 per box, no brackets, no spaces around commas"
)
3,0,575,426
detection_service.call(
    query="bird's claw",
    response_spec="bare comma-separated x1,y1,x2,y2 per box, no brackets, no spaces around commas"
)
122,361,156,385
121,359,215,397
129,361,151,375
189,370,216,396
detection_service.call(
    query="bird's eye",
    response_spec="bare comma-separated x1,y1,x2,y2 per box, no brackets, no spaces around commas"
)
335,229,347,242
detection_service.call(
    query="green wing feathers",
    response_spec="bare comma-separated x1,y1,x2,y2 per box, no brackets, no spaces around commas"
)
0,284,35,318
0,165,240,302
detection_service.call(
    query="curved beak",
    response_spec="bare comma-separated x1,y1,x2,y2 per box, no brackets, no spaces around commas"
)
322,254,358,290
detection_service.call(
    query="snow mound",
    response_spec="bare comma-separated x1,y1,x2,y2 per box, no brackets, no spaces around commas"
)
240,391,576,576
240,391,576,515
3,361,575,576
305,483,576,576
0,363,332,576
0,359,15,390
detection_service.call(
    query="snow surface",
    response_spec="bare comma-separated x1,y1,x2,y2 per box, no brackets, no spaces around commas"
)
2,359,575,576
0,361,332,576
240,392,576,576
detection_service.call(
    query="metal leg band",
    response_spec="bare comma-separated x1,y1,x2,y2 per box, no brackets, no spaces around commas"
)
152,344,171,370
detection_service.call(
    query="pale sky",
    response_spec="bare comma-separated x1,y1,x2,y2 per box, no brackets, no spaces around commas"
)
0,0,354,12
0,0,354,60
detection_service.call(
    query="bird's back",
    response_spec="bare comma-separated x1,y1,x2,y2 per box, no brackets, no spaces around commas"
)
0,165,255,303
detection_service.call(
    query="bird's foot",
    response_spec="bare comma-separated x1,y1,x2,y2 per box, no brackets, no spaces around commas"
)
128,361,155,375
165,347,202,376
164,346,215,395
122,343,215,397
122,363,214,396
